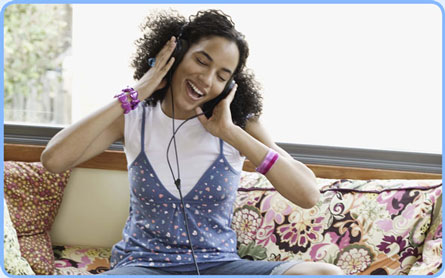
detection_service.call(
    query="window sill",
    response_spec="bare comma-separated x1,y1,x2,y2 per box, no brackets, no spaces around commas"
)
4,143,441,180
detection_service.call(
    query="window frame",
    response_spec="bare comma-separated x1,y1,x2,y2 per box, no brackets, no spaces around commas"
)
4,124,441,174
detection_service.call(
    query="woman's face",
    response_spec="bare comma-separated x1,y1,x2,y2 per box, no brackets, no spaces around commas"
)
164,36,240,119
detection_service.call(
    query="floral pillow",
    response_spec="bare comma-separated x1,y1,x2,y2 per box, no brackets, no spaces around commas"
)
232,171,442,275
53,245,111,275
4,161,71,275
3,199,35,275
409,194,442,275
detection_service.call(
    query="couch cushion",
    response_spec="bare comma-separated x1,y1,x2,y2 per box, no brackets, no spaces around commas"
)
4,161,71,275
233,171,442,275
408,194,442,275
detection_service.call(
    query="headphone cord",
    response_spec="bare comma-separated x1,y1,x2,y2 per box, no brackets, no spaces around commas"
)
167,85,201,275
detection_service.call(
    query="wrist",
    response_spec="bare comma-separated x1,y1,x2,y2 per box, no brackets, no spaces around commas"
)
114,87,140,114
222,124,243,147
133,84,152,100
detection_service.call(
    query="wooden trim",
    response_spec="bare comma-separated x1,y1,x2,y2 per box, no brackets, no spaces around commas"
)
241,160,441,180
4,143,45,163
4,143,442,179
4,143,128,172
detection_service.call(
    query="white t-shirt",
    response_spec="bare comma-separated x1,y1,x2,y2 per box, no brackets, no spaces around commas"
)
124,102,245,199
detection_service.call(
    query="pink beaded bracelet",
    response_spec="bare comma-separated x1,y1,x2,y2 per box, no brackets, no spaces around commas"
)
114,87,140,114
255,149,279,175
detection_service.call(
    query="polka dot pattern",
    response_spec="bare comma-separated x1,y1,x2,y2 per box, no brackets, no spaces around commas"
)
18,233,55,274
110,144,242,269
4,161,71,275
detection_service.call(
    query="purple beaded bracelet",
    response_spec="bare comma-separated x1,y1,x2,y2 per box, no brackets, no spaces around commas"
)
114,87,140,114
255,149,279,175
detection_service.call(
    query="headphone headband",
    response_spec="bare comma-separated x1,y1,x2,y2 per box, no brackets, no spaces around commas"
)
177,22,189,39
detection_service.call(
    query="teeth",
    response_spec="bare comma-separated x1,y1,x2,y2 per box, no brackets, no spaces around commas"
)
188,81,204,96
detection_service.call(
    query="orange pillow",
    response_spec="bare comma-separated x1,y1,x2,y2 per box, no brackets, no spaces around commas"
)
4,161,71,275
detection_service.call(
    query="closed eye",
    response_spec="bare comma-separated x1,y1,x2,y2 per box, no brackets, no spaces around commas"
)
196,58,207,66
196,55,229,82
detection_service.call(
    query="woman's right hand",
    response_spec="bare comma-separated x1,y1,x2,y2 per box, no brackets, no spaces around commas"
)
41,37,177,173
134,36,177,100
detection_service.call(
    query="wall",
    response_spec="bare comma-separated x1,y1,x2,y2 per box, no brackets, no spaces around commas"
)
71,4,442,154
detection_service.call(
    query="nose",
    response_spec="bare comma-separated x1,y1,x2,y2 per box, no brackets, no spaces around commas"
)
197,69,214,89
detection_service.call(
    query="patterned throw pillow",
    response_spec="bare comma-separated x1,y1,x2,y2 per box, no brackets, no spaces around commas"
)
409,194,442,275
3,199,35,275
233,171,442,275
4,161,71,275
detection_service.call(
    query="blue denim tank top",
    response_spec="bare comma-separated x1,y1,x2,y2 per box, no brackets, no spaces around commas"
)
110,105,242,270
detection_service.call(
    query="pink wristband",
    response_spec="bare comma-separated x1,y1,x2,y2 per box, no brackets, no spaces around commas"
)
255,149,279,175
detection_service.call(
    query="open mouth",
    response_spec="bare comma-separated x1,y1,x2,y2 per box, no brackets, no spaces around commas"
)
186,80,204,100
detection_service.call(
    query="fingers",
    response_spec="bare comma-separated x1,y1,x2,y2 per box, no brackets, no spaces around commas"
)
136,37,178,98
160,56,175,76
152,56,175,91
154,36,176,70
223,83,238,104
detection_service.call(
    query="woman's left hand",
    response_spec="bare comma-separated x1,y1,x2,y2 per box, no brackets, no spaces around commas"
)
195,83,238,139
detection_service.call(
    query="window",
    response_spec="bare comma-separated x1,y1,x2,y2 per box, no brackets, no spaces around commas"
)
4,4,442,158
4,4,72,126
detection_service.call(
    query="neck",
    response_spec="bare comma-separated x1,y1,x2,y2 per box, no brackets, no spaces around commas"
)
161,88,195,120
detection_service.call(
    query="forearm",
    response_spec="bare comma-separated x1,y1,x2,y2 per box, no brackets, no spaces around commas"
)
224,125,319,208
41,99,124,173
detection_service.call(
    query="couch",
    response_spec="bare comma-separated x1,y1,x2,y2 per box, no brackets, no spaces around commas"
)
3,145,442,275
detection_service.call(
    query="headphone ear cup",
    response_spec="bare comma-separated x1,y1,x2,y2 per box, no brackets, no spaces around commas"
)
220,78,235,97
172,39,188,69
167,39,188,82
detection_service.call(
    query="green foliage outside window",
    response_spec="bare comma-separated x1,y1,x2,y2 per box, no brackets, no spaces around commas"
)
4,4,71,124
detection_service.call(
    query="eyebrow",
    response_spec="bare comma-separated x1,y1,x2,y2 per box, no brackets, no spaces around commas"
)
198,51,233,75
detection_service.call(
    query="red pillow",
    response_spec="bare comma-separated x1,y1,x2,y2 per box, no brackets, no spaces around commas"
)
4,161,71,275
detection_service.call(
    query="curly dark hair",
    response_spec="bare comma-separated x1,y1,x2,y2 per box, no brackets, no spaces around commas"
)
131,9,262,128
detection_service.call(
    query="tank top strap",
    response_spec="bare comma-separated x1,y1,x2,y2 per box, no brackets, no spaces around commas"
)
140,105,146,152
219,138,224,154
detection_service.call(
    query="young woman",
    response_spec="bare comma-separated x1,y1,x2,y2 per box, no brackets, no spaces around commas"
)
41,9,343,275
